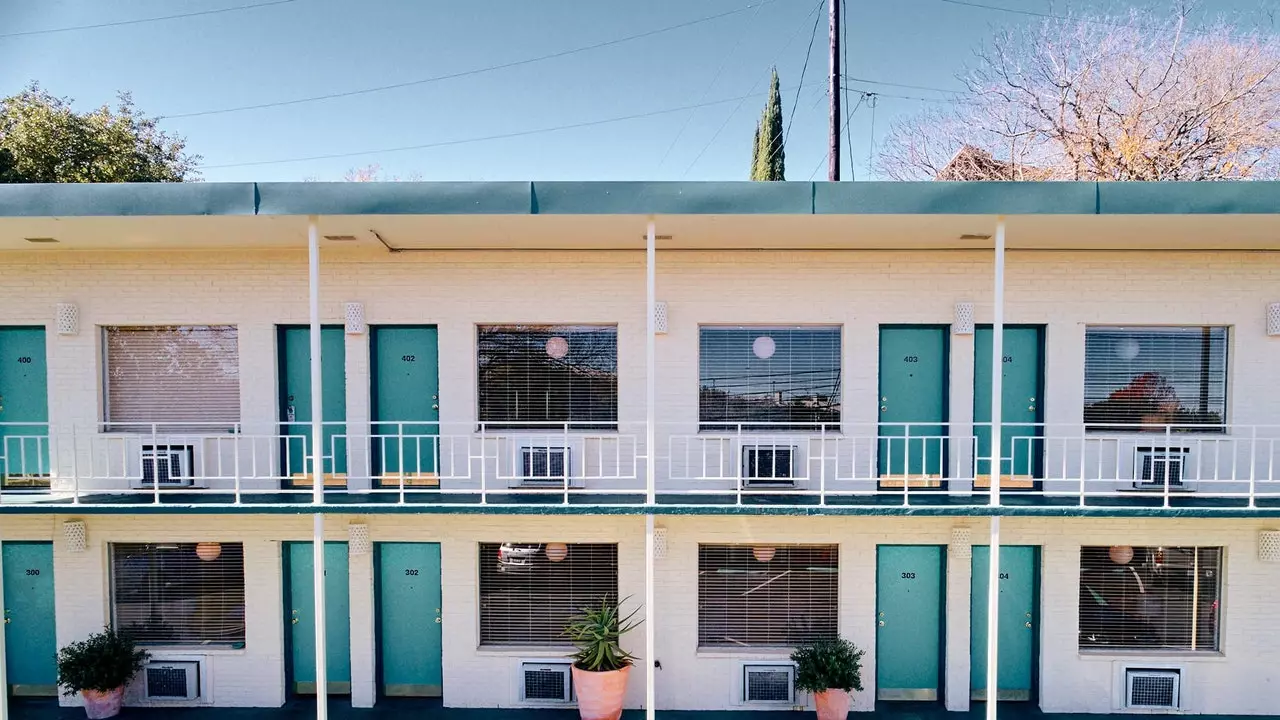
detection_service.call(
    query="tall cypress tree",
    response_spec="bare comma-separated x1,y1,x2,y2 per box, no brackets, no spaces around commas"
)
750,69,786,181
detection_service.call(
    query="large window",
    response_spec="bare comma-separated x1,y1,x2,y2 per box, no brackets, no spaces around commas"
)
699,327,841,430
1083,327,1228,430
477,325,617,428
104,326,241,430
1078,546,1221,652
111,542,246,646
698,544,839,647
477,542,617,646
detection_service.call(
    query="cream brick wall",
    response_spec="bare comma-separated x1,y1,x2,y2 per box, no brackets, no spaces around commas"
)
16,513,1278,713
2,247,1278,490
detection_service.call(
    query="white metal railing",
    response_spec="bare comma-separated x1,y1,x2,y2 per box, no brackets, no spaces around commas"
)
4,419,1280,508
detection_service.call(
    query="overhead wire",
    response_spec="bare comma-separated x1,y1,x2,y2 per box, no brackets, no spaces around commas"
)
656,0,770,169
201,81,830,170
0,0,297,39
810,91,864,180
785,5,826,144
163,0,784,119
682,0,825,177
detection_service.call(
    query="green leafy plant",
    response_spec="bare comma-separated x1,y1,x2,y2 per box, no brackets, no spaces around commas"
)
563,597,641,672
56,627,148,696
791,637,865,694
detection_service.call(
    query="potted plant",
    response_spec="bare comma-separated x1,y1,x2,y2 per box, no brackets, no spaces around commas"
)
564,597,641,720
791,637,865,720
56,627,148,719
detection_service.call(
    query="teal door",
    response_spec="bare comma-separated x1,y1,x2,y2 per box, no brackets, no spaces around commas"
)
971,546,1037,701
974,327,1044,488
878,327,948,484
876,546,944,701
285,542,351,695
370,327,440,487
3,542,56,696
376,543,443,697
0,328,49,483
278,327,346,485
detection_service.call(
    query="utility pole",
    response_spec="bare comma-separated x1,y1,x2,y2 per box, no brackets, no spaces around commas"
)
828,0,841,181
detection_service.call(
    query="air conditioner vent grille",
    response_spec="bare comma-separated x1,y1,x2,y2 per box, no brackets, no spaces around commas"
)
521,446,570,484
1126,669,1180,709
520,662,572,703
743,664,795,704
143,660,200,700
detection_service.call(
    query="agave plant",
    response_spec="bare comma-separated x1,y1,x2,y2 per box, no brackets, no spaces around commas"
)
563,597,641,672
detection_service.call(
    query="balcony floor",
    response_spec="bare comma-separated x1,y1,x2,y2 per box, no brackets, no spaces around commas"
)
3,489,1279,516
12,699,1276,720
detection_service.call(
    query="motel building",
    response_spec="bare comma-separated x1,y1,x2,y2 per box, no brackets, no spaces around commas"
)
0,180,1278,718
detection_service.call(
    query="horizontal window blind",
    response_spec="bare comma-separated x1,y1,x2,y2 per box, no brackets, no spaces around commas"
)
700,327,841,429
478,542,617,646
477,326,618,428
104,326,241,431
1083,327,1227,430
1078,546,1220,652
111,542,246,646
698,544,839,647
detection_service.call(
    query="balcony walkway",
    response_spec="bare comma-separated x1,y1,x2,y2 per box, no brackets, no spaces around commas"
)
12,699,1277,720
3,489,1280,516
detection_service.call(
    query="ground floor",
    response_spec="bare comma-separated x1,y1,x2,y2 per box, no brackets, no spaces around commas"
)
1,513,1276,715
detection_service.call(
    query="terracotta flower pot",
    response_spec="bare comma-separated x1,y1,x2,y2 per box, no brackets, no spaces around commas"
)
81,687,124,719
572,664,631,720
814,688,851,720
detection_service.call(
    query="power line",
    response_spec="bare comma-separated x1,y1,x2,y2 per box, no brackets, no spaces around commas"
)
683,0,825,177
201,82,829,170
785,6,825,143
810,92,863,180
163,0,782,120
657,0,770,169
841,74,962,95
0,0,297,39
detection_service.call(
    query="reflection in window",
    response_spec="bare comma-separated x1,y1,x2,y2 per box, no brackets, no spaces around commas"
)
698,544,839,647
104,326,241,431
110,542,246,646
1078,546,1220,652
477,326,618,429
1083,327,1227,431
699,327,841,430
477,542,617,646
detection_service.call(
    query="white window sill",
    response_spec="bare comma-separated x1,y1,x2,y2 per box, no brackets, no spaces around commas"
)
475,645,574,657
696,647,795,658
1077,649,1225,662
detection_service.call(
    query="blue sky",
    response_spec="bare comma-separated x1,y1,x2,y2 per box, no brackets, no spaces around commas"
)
1,0,1273,182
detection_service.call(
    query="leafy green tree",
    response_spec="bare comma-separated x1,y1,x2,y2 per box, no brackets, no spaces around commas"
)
750,69,785,181
0,83,199,183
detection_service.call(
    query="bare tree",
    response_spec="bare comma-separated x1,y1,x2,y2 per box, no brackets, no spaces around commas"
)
878,8,1280,180
341,163,423,182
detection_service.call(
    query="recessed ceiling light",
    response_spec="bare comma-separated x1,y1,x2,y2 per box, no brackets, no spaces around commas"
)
639,234,674,240
24,237,59,244
323,235,358,242
959,233,992,241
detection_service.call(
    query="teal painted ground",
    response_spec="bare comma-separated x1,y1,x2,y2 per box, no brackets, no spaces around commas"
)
10,700,1279,720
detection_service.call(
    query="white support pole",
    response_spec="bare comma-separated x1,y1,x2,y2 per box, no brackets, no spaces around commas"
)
308,216,329,720
0,538,8,720
985,219,1006,720
644,219,657,720
646,219,657,506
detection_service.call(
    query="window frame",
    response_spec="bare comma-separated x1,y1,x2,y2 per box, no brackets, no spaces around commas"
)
1082,325,1229,434
101,325,242,432
108,542,247,648
475,324,619,431
476,541,619,648
696,543,840,649
697,325,843,433
1077,545,1222,654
